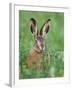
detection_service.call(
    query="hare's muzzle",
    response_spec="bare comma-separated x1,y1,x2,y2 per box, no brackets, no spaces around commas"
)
37,41,42,50
36,37,44,51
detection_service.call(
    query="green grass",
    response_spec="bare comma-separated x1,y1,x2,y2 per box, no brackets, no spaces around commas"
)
19,10,64,79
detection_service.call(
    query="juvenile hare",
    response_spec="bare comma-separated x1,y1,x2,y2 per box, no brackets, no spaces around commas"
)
26,18,51,70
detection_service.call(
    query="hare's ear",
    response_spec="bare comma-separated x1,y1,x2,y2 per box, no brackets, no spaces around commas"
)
30,18,37,38
40,19,51,38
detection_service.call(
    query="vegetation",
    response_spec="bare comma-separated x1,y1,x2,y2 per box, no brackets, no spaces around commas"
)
19,10,64,79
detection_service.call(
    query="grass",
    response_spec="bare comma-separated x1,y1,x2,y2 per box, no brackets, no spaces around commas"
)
19,10,64,79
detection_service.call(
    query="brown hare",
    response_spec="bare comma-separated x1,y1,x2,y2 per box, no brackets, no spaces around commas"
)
26,18,51,70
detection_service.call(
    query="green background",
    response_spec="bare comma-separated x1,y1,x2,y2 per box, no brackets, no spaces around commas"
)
19,10,64,79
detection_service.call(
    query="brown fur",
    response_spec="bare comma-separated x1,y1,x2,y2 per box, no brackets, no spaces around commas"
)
26,47,43,69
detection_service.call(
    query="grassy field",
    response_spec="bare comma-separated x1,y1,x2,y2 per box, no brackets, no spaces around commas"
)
19,10,64,79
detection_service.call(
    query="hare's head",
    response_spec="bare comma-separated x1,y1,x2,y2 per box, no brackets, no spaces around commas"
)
30,18,51,52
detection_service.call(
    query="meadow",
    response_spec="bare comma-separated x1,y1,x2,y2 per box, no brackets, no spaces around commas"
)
19,10,64,79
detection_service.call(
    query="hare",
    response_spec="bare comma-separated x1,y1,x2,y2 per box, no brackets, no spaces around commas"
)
26,18,51,70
